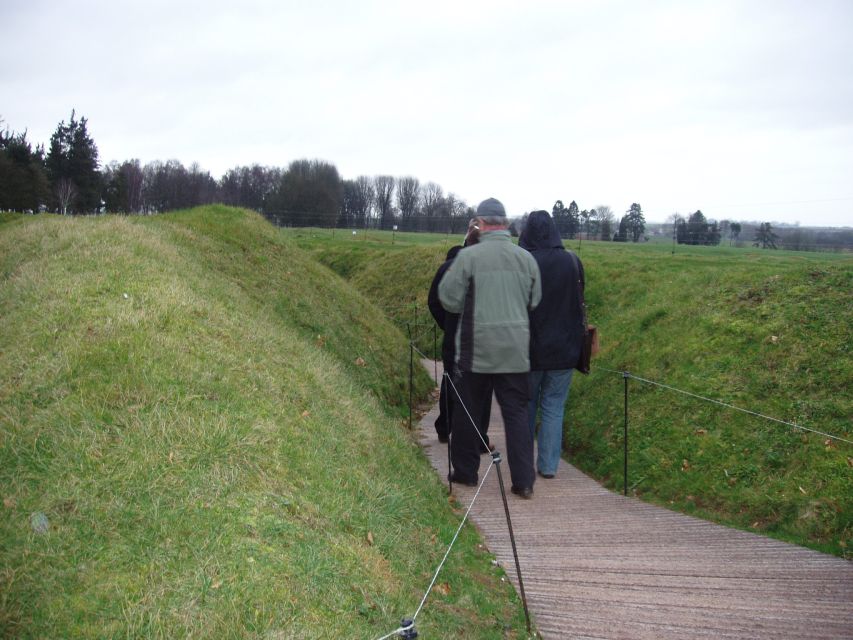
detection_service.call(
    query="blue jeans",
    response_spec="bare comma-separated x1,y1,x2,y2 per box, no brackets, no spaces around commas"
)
528,369,574,476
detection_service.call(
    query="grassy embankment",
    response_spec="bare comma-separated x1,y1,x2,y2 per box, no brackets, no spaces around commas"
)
0,207,529,638
287,228,852,558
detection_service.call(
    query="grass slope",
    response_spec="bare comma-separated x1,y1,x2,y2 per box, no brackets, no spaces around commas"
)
285,229,852,557
0,208,526,638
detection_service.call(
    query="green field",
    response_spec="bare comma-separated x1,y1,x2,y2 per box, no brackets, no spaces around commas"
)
0,207,528,638
287,227,853,558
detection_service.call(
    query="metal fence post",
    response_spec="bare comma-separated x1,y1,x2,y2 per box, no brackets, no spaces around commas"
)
623,371,629,496
433,323,438,383
408,323,414,431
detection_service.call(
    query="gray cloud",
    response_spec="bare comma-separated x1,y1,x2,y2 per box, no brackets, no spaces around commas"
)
3,0,851,224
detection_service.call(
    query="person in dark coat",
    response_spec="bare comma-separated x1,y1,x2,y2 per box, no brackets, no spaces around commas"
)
428,245,463,442
427,233,494,449
519,210,586,479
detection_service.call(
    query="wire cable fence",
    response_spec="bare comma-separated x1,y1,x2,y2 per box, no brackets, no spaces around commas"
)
596,367,852,446
587,364,851,496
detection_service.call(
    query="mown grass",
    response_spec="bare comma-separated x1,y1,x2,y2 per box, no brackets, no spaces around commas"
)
286,229,852,558
0,208,528,638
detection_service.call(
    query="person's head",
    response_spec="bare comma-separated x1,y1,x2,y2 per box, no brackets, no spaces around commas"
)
474,198,508,230
464,218,481,246
519,209,563,251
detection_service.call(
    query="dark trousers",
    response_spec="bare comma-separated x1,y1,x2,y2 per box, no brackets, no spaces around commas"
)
450,371,534,490
436,352,492,448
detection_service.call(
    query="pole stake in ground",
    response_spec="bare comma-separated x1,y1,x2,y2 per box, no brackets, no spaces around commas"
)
623,370,629,496
491,451,532,634
407,323,414,431
443,372,452,495
398,618,418,639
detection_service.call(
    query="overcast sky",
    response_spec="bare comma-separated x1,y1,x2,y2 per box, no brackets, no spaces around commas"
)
3,0,852,225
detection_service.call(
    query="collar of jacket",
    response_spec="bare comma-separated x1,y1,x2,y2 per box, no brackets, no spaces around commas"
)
478,230,511,241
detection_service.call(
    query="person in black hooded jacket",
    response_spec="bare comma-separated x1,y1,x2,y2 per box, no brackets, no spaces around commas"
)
519,210,586,478
428,245,463,442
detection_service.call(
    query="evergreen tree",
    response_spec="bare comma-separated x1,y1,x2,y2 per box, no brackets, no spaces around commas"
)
566,200,580,238
552,200,567,236
625,202,645,242
0,125,49,211
615,215,629,241
552,200,581,238
729,222,742,246
45,110,100,213
686,210,707,244
753,222,779,249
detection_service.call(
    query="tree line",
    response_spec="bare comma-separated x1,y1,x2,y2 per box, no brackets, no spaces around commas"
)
3,111,848,250
517,201,646,242
0,111,656,242
0,112,479,232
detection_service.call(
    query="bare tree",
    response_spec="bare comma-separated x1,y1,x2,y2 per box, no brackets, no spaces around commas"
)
396,176,421,231
354,176,374,228
56,178,76,215
421,182,444,232
122,160,144,212
373,175,396,230
341,176,375,228
594,204,615,240
445,193,470,234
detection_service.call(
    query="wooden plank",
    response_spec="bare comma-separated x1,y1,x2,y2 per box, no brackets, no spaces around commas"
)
418,361,853,639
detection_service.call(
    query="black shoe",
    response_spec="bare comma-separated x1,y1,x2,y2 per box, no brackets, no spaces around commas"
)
437,434,449,444
448,472,478,487
510,486,533,499
537,470,555,479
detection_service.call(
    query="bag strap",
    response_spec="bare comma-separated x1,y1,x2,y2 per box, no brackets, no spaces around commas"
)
568,251,588,329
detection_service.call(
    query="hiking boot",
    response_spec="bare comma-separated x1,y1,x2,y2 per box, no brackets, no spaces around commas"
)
448,472,478,487
510,486,533,499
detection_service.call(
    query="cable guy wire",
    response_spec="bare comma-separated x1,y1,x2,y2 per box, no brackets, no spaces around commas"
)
595,366,851,445
410,343,431,361
445,372,492,453
412,462,495,622
373,462,496,640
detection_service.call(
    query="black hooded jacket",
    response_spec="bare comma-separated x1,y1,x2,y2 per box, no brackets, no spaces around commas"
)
428,245,463,358
519,211,585,371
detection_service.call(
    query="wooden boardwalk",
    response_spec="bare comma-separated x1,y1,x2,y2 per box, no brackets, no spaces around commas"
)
417,362,853,639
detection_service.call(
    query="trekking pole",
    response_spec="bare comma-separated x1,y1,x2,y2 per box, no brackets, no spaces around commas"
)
492,451,532,634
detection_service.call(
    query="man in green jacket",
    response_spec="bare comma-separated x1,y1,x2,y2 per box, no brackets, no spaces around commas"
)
438,198,542,498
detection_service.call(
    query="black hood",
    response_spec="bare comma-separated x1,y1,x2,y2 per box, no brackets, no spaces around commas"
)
520,210,564,250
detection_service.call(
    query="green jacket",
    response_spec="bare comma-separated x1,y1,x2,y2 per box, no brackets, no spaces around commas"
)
438,230,541,373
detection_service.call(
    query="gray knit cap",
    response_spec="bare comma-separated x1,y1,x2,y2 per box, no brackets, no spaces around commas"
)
476,197,507,220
